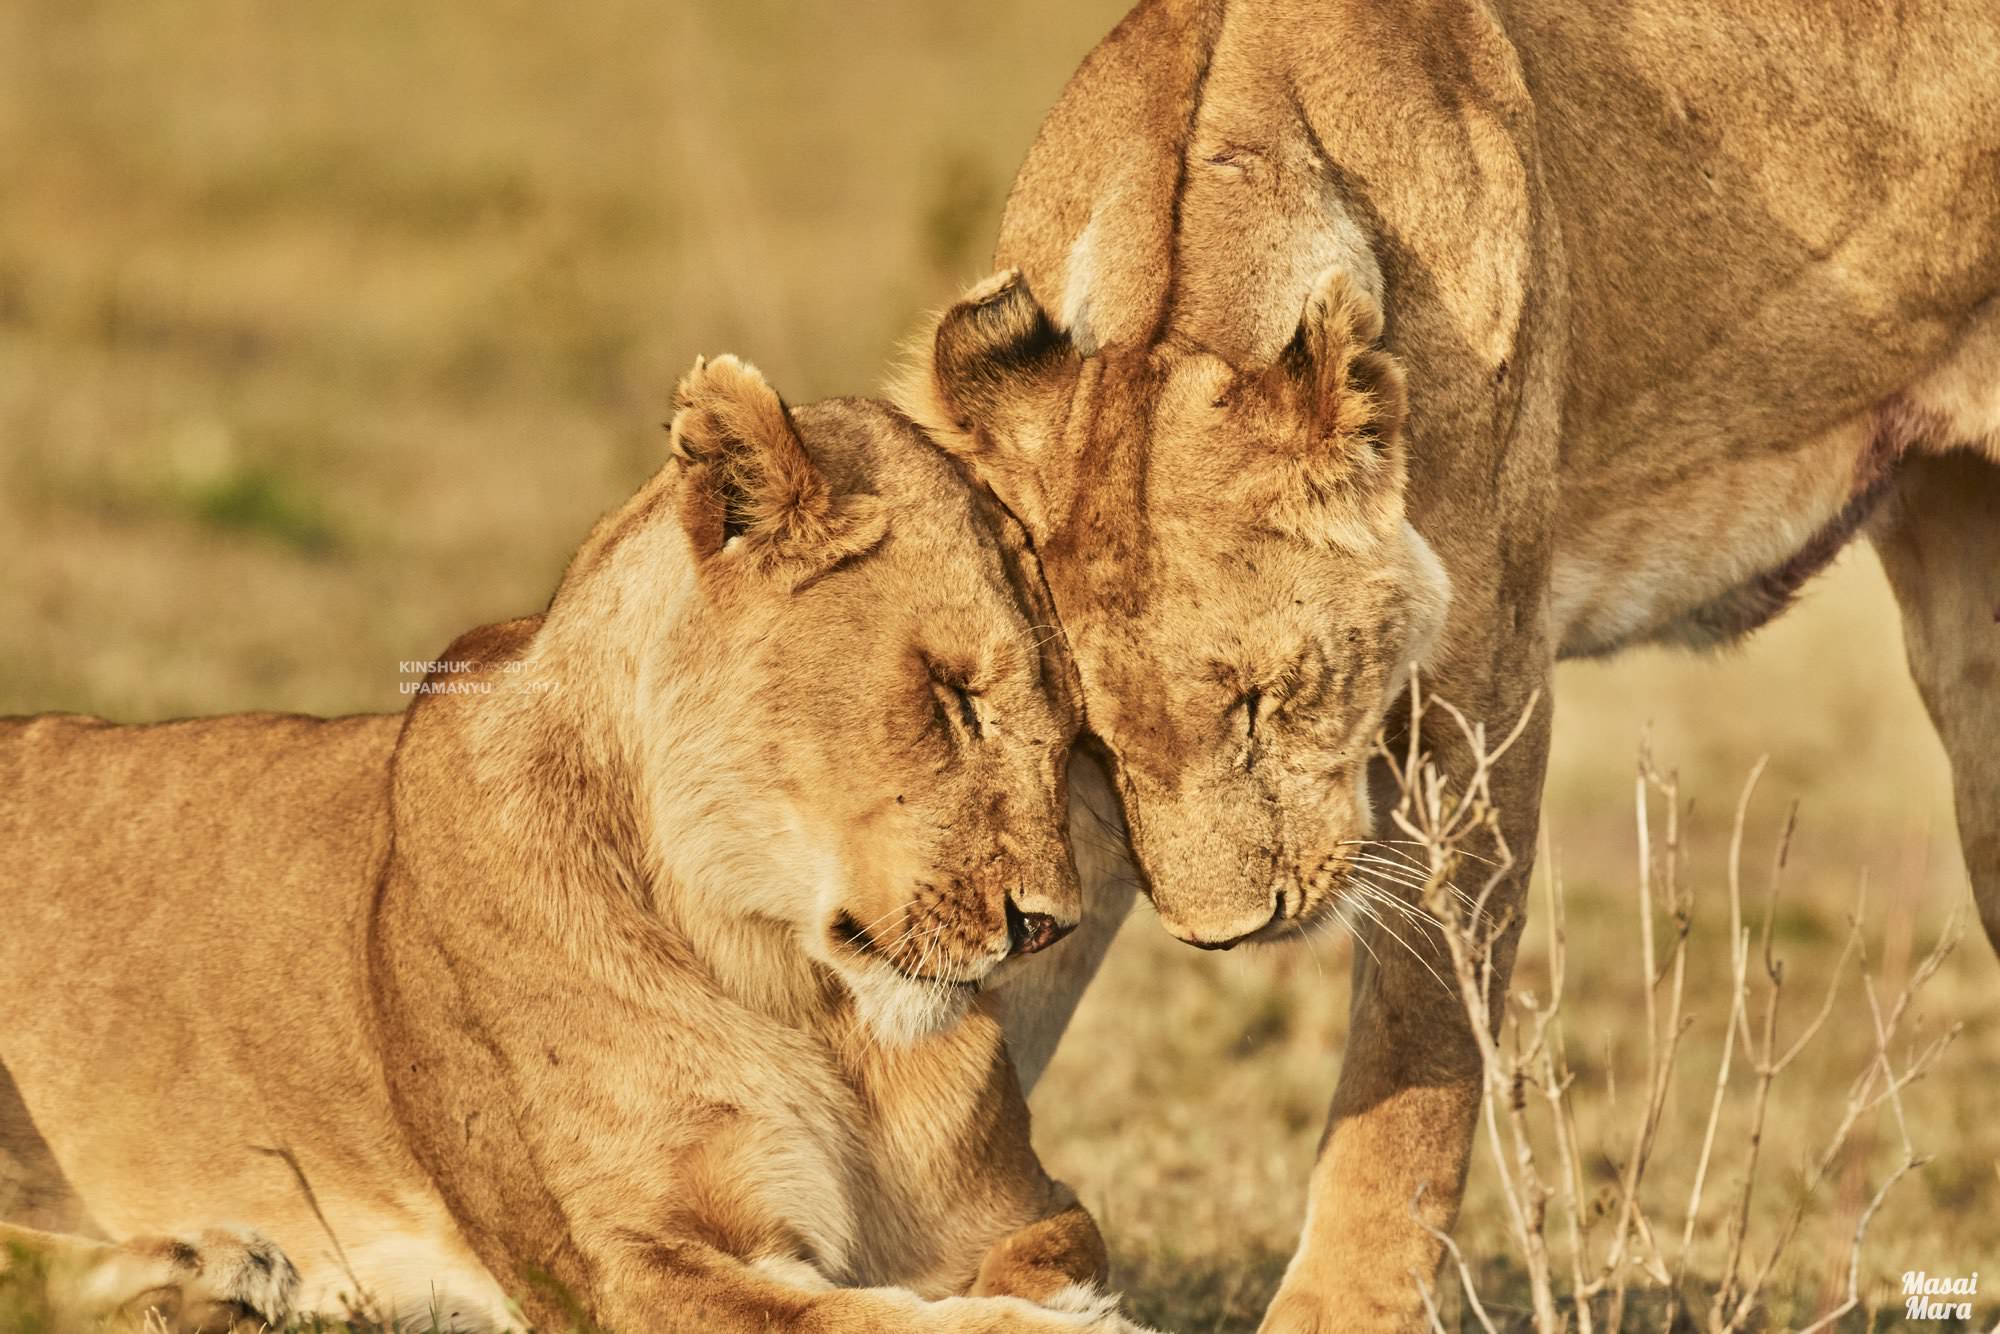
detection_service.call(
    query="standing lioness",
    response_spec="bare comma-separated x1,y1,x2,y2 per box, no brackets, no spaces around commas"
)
900,0,2000,1328
0,357,1154,1333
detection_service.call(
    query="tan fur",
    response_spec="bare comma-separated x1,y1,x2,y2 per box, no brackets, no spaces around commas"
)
0,361,1155,1333
901,1,2000,1328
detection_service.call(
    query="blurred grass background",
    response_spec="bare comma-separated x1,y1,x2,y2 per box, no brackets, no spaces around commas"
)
0,1,1990,1328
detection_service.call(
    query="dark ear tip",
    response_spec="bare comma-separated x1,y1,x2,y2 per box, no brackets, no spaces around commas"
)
946,270,1058,337
935,270,1070,385
960,268,1032,308
666,354,791,469
1276,312,1322,389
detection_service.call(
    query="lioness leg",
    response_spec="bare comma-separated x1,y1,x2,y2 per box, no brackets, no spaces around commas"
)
0,1220,299,1333
591,1237,1149,1334
993,748,1139,1093
1871,450,2000,954
1265,657,1553,1333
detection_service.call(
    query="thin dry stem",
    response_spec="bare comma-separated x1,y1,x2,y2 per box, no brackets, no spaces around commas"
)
1377,693,1955,1334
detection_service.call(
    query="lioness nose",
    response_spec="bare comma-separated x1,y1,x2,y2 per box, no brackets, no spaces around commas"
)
1005,897,1074,957
1174,893,1286,951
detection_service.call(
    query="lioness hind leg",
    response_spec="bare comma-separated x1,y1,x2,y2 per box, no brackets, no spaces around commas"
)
1870,451,2000,954
0,1220,300,1333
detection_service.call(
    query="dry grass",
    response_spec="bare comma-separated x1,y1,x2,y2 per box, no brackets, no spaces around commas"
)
1386,689,1963,1333
0,2,1993,1330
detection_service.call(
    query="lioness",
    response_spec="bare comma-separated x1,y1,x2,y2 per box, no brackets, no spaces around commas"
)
0,356,1157,1333
899,1,2000,1328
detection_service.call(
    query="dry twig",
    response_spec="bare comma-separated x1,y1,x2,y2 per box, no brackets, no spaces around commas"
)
1373,688,1961,1332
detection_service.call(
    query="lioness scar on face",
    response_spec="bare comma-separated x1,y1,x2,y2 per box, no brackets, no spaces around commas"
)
0,358,1161,1333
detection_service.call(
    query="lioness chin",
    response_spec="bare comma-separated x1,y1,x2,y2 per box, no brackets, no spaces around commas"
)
0,357,1156,1334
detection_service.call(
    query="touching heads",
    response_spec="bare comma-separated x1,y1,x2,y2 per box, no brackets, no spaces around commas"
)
900,268,1450,949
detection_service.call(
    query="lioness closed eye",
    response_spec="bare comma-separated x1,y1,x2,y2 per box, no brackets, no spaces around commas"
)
902,266,1453,952
0,357,1157,1333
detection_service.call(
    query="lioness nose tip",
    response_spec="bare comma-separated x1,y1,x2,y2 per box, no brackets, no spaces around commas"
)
1005,899,1074,957
1180,894,1287,951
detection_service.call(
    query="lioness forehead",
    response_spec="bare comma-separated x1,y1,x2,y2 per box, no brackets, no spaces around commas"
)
789,397,956,502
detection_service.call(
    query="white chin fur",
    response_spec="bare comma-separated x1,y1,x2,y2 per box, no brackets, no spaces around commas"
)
845,965,975,1045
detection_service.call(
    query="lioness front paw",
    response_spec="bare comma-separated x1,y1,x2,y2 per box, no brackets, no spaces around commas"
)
1042,1283,1165,1334
113,1227,301,1332
1257,1288,1332,1334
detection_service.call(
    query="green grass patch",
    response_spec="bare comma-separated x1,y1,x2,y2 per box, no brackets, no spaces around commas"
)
178,461,341,555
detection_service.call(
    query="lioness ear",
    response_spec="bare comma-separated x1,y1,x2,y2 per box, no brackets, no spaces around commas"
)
1262,267,1410,547
896,270,1079,537
668,355,886,573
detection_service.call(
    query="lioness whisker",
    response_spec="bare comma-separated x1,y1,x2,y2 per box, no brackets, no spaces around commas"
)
1347,844,1442,878
867,915,931,957
1346,855,1479,910
1326,900,1387,975
1078,800,1126,839
1341,836,1499,869
851,901,915,943
1074,826,1130,859
1343,860,1439,900
1345,851,1434,879
891,919,947,968
1298,912,1330,986
1351,880,1445,931
1347,893,1452,994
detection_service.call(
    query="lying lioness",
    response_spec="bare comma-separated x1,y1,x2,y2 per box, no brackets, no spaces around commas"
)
0,356,1153,1333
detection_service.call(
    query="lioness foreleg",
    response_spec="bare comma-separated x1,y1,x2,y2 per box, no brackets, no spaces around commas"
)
0,1220,299,1333
1265,644,1554,1333
991,748,1139,1093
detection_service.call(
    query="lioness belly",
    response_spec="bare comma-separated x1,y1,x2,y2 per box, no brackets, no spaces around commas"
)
1551,412,1882,657
1553,302,2000,659
1515,0,2000,658
0,713,512,1328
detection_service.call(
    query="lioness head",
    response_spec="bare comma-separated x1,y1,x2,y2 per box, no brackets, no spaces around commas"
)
899,268,1450,949
559,356,1082,1042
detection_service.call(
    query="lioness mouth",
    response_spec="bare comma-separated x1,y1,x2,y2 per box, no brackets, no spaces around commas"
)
830,912,980,990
